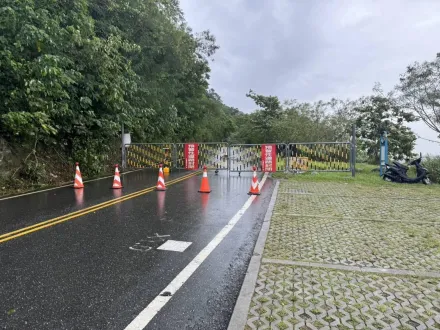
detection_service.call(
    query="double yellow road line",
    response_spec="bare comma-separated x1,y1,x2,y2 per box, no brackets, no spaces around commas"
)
0,171,201,244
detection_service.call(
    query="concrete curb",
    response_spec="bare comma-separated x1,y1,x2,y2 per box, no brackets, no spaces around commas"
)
227,180,280,330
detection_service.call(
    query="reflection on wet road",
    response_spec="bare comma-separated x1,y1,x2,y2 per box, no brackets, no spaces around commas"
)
0,169,274,330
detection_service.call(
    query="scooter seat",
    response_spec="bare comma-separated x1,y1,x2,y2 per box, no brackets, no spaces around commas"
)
393,161,408,169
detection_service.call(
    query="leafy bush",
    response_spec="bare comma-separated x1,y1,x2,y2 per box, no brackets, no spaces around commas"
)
423,156,440,183
71,137,118,178
18,160,47,183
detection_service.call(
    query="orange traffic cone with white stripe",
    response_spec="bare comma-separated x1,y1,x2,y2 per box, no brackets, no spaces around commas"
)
198,166,211,193
74,162,84,189
111,164,123,189
156,164,166,191
248,166,260,195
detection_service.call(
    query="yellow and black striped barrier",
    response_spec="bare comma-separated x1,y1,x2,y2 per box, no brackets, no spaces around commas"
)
124,142,354,173
126,143,174,169
287,143,351,171
174,143,229,170
229,144,287,172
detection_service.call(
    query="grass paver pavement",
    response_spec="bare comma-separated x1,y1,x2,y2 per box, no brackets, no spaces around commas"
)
245,172,440,330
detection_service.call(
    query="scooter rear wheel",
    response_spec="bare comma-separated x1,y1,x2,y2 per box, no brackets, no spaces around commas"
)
422,178,431,185
383,176,392,182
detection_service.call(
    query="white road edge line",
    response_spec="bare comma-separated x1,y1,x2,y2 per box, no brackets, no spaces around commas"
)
0,168,144,201
124,172,270,330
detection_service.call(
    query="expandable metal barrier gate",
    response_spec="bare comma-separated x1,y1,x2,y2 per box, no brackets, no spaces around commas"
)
124,140,356,176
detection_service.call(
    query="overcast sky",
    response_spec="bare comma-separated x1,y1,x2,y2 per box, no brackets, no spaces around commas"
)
179,0,440,155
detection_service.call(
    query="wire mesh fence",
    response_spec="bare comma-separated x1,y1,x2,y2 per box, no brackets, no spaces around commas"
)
174,143,229,170
229,144,287,172
287,142,352,172
125,143,173,169
124,140,355,175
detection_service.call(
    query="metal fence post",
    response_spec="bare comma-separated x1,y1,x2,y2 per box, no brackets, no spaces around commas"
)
351,124,356,177
172,143,177,170
227,143,230,175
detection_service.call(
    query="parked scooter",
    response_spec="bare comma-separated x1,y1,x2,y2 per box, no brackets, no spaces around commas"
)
383,154,431,185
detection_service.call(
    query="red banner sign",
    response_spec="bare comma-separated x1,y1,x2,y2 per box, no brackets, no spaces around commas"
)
184,143,198,170
261,144,276,172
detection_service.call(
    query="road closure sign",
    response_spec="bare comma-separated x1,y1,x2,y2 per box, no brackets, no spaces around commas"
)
262,144,276,172
185,143,198,170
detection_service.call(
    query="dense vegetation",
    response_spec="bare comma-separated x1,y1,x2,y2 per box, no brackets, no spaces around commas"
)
0,0,237,188
1,1,439,193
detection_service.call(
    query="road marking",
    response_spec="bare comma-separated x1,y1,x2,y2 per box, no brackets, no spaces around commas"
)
0,171,201,244
0,173,198,241
144,233,170,242
0,168,146,201
129,234,171,252
124,172,269,330
129,245,152,252
157,240,192,252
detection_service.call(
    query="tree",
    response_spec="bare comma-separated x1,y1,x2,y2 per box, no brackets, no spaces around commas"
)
230,97,353,144
325,98,357,141
0,0,233,186
88,0,221,142
354,86,417,163
246,90,282,142
228,112,262,144
396,53,440,137
0,1,139,141
267,99,353,143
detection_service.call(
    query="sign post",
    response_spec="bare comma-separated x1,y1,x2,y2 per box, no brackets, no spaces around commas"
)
121,123,131,169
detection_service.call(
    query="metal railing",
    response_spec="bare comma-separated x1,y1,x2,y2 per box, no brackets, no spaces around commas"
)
175,142,229,170
229,144,287,172
287,142,352,172
125,143,174,169
124,137,356,177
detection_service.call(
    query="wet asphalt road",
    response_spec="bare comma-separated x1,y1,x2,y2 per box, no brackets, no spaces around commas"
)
0,169,190,234
0,169,274,330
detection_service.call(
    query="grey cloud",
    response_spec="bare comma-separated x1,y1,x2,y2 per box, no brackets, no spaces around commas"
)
180,0,440,154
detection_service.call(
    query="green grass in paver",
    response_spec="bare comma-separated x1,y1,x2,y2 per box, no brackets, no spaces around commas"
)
264,214,440,271
273,162,440,190
275,193,440,222
274,165,440,198
244,177,440,329
246,264,440,329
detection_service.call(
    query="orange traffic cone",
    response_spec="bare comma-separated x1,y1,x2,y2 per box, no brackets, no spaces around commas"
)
156,164,166,191
248,166,260,195
198,166,211,193
112,164,123,189
74,162,84,189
